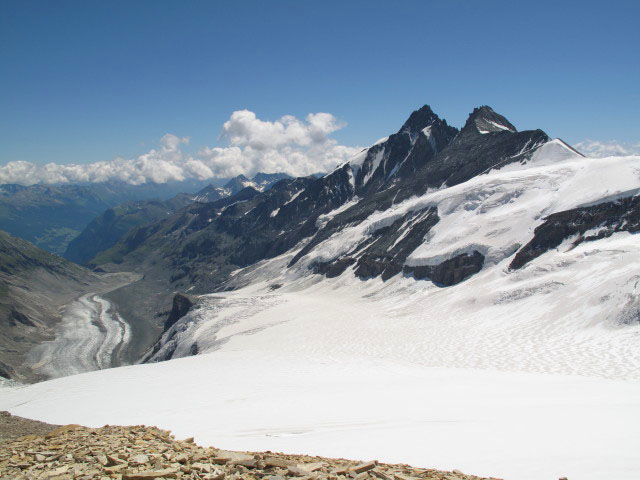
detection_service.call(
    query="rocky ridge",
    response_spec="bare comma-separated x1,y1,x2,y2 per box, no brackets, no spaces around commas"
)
0,414,502,480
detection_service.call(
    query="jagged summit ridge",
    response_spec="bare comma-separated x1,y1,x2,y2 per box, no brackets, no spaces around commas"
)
87,102,571,297
348,105,458,192
193,172,292,203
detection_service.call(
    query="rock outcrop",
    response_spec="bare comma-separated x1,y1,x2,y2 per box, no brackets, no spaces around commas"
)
0,414,503,480
164,294,194,331
510,195,640,270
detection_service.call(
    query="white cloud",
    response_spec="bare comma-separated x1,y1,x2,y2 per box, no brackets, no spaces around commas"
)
574,139,640,158
0,113,359,186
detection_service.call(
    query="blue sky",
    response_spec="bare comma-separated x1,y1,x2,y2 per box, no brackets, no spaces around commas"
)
0,0,638,180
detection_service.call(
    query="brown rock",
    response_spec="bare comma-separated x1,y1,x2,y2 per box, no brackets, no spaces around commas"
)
107,454,125,466
193,462,213,473
235,459,259,469
122,469,179,479
130,453,150,465
204,473,226,480
104,463,127,473
298,462,325,473
175,453,189,464
265,457,294,469
370,470,392,480
352,462,377,474
287,466,314,477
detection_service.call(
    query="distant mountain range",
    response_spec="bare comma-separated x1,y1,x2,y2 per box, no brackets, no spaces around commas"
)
190,172,292,203
0,173,291,260
0,179,212,256
64,172,292,265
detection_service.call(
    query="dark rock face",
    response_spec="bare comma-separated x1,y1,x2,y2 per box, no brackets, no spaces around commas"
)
510,195,640,269
311,207,440,282
405,251,485,286
312,257,356,278
292,105,550,272
458,106,517,137
354,207,440,281
0,360,15,379
164,293,194,331
9,306,35,328
352,105,459,196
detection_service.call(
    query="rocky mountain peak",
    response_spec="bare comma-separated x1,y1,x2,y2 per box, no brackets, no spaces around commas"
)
398,105,455,138
223,174,250,191
460,105,517,137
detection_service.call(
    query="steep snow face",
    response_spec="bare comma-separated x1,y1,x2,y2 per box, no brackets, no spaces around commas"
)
298,149,637,272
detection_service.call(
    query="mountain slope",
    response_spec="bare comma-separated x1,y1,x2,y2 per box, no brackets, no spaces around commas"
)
63,194,194,265
0,180,211,255
61,173,291,265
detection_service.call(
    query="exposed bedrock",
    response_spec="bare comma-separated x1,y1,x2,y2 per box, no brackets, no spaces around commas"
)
164,293,194,331
404,251,485,286
510,195,640,270
311,204,485,286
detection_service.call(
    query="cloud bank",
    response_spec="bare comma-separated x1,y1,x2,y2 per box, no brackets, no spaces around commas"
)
0,111,360,186
574,139,640,158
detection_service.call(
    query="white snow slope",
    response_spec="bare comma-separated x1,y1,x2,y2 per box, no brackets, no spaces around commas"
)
2,145,640,480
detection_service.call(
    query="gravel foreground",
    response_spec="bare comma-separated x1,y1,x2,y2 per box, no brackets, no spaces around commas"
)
0,412,508,480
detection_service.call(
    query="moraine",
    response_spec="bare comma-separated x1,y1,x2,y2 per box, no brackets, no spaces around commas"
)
26,293,132,379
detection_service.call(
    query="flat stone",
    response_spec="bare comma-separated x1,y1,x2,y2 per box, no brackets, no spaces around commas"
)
107,454,124,466
123,469,179,479
352,462,377,474
288,466,314,477
130,453,150,465
104,464,127,473
235,459,258,469
193,462,213,473
265,457,295,468
298,462,325,473
370,470,392,480
175,453,189,464
203,474,226,480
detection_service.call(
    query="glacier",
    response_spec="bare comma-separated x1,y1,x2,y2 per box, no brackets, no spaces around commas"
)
1,146,640,480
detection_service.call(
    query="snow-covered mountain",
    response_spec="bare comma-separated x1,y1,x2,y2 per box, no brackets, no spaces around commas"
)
191,172,292,203
2,105,639,480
